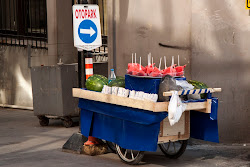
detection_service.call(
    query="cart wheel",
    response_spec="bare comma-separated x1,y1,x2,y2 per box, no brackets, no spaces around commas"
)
37,116,49,126
62,117,73,128
116,144,144,165
106,141,116,153
159,140,188,159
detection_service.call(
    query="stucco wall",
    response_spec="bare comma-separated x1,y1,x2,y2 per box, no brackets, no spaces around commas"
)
110,0,192,78
47,0,78,65
0,0,78,108
109,0,249,143
0,46,48,108
191,0,250,143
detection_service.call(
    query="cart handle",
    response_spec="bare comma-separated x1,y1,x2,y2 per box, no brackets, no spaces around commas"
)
163,88,222,97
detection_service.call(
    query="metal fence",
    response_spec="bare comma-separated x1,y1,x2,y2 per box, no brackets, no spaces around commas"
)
0,0,47,49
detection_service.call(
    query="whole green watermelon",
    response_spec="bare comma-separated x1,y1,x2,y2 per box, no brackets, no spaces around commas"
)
85,74,108,92
108,76,125,88
116,76,125,80
187,80,208,99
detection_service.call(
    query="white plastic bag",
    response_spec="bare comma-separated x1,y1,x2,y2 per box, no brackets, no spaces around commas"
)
176,80,201,100
168,91,187,126
111,86,119,95
176,80,194,90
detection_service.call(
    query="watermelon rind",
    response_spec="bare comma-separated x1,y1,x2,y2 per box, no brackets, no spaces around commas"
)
85,74,108,92
108,76,125,88
92,74,108,84
187,80,208,99
116,76,125,80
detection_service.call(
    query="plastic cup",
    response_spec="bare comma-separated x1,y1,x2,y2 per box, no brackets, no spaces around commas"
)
112,86,119,95
124,89,130,97
129,90,136,98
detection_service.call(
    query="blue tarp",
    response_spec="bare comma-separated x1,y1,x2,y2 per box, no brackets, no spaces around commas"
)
125,75,220,143
190,97,219,143
79,98,167,151
125,74,186,94
183,97,218,121
125,75,161,94
79,76,220,152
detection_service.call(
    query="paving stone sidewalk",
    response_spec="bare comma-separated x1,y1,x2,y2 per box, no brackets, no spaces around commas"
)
0,108,249,167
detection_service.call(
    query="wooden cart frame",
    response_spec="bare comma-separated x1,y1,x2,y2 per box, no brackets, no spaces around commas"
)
73,87,221,164
73,88,221,142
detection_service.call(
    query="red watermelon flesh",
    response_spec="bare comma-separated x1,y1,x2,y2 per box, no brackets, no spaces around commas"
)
144,63,155,74
153,67,160,73
127,65,137,74
137,70,146,76
175,65,186,72
175,65,186,76
162,66,176,76
128,63,141,69
127,69,133,75
149,71,162,77
127,63,146,76
132,71,138,75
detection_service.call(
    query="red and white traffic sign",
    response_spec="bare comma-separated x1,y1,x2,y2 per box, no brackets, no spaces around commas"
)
73,4,102,51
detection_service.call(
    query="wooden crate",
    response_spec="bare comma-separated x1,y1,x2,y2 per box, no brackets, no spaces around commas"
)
158,111,190,143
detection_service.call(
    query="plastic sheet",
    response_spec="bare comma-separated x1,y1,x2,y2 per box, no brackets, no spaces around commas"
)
125,74,161,94
79,75,220,152
79,98,167,151
168,91,187,126
125,74,186,95
183,98,218,121
190,97,219,143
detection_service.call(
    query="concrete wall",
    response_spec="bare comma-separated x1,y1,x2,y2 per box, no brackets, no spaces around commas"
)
0,0,78,108
109,0,192,78
47,0,78,65
0,46,48,108
191,0,250,143
108,0,249,143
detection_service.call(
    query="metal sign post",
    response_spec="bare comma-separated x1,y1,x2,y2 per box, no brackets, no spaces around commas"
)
62,3,102,153
73,4,102,85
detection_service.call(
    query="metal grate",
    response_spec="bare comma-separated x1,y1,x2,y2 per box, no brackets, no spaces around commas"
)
0,0,47,49
92,0,108,62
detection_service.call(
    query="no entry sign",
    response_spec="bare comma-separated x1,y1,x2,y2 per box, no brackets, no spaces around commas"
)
73,5,102,51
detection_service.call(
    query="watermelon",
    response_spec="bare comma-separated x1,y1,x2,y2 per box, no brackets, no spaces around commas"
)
175,65,186,76
108,76,125,88
137,70,146,76
85,74,108,92
116,76,125,81
95,74,108,83
161,65,177,76
144,63,155,75
187,80,208,99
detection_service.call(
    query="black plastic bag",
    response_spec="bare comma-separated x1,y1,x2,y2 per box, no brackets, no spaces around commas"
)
158,75,182,102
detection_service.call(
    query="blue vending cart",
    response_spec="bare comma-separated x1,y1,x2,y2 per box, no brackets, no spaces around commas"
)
73,75,221,165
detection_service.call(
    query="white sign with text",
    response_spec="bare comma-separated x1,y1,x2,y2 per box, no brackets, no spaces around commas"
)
73,4,102,51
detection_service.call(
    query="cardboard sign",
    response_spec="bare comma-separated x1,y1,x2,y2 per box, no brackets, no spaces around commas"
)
73,5,102,51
